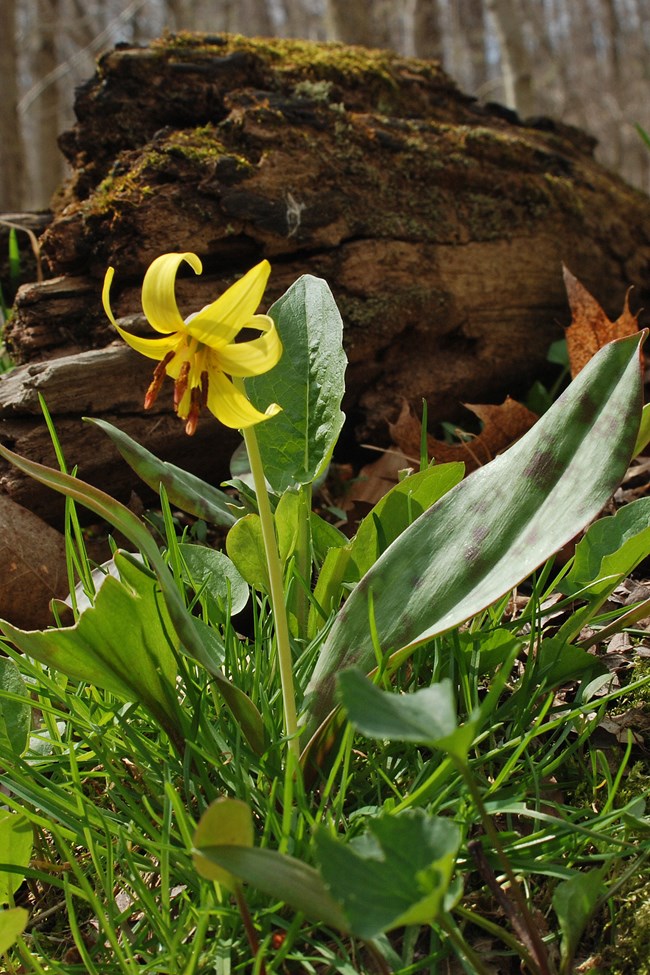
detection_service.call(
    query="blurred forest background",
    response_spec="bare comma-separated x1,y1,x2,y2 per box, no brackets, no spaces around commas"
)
1,0,649,213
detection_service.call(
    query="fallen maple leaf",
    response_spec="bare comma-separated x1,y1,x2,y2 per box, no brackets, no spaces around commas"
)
388,396,538,475
563,265,639,377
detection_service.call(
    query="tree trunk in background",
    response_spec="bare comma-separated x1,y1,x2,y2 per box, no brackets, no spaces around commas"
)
413,0,444,60
28,0,65,209
325,0,376,45
485,0,535,116
0,0,25,211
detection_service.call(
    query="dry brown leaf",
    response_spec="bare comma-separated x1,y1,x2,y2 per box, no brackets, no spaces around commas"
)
563,265,639,377
389,397,538,475
343,448,413,509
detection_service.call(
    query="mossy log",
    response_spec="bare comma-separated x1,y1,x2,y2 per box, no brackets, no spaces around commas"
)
2,33,650,525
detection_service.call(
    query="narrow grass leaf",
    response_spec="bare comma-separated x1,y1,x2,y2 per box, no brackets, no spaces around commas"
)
246,275,346,491
303,334,645,737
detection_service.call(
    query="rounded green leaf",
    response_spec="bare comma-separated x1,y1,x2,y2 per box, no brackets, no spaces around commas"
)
192,798,253,890
0,907,28,954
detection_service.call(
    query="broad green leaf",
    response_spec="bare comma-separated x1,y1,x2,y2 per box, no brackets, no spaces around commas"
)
457,628,521,676
558,497,650,640
552,866,607,973
0,809,32,905
246,275,346,492
0,443,265,754
193,798,253,891
178,543,249,621
0,659,31,757
561,497,650,597
274,489,302,564
534,637,605,688
0,907,28,953
86,418,237,526
225,514,269,592
302,334,644,738
350,463,465,577
338,671,476,762
315,810,460,939
0,552,182,741
197,845,349,932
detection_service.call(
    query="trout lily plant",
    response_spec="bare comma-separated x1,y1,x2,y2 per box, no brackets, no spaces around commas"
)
0,256,649,975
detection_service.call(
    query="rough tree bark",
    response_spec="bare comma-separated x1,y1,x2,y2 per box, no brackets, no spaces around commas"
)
2,32,650,525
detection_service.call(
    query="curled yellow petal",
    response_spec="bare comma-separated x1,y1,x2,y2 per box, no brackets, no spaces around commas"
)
113,323,178,362
213,316,282,377
142,253,203,333
207,371,281,429
186,260,271,348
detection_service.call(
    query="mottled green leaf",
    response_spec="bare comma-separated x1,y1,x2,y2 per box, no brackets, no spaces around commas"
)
246,275,346,492
86,417,237,526
303,334,644,738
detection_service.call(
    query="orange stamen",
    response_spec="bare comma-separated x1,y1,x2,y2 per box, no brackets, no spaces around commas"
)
174,361,191,411
144,351,175,409
185,387,202,436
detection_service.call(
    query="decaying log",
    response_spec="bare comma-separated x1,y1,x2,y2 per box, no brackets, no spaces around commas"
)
2,33,650,526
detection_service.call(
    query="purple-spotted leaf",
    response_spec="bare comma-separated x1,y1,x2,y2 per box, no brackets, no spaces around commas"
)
302,333,645,741
85,418,238,527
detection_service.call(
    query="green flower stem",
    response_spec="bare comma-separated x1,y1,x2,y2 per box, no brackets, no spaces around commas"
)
241,421,300,760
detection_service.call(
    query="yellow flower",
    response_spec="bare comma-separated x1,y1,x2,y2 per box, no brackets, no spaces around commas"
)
103,253,282,434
